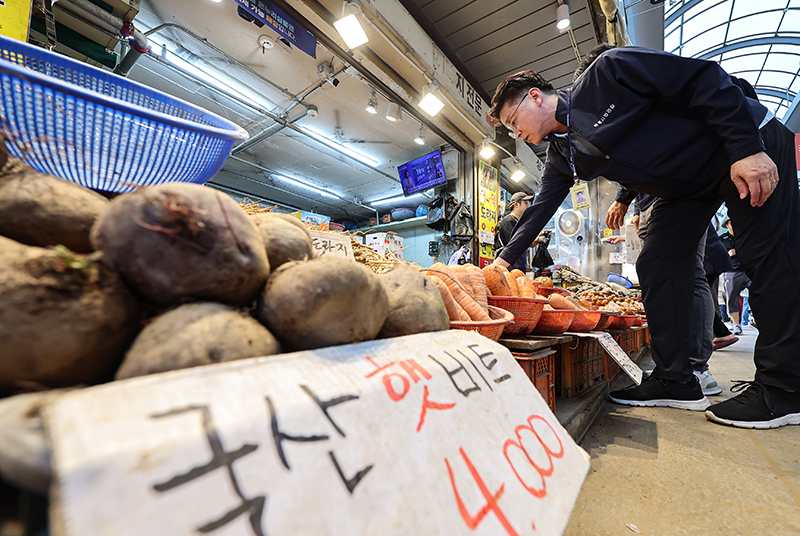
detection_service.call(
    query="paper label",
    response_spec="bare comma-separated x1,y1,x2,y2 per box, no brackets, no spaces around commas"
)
310,230,354,260
46,331,589,536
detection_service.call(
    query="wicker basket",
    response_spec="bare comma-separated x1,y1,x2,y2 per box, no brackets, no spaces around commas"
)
487,296,548,336
450,306,514,342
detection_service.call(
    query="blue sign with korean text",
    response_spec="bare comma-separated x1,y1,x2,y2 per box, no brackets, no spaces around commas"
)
235,0,317,58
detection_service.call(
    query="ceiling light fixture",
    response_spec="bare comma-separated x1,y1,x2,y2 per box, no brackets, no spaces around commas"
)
414,124,425,145
419,83,445,117
333,2,369,49
556,1,571,31
510,158,526,182
479,138,496,159
365,89,378,114
386,102,402,122
274,174,338,199
371,193,428,207
300,126,380,167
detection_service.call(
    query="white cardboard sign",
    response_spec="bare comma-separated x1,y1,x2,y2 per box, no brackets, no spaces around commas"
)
569,332,643,385
310,230,354,259
45,331,589,536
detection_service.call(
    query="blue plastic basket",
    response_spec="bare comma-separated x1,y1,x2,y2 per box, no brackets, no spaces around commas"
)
607,272,634,289
0,35,248,192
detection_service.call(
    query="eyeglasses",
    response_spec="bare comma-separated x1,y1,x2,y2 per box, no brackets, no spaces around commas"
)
505,92,528,132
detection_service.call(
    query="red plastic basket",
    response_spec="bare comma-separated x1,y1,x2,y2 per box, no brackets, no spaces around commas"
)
487,296,548,336
568,310,603,332
450,306,514,342
606,314,638,331
531,309,575,335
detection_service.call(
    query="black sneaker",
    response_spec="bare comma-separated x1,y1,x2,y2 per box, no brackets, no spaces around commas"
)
609,376,710,411
705,381,800,429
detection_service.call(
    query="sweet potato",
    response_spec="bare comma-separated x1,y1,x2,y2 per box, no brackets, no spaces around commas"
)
116,302,280,380
0,237,139,391
0,156,109,253
250,212,314,269
91,183,270,306
257,256,389,351
376,264,449,338
549,294,580,310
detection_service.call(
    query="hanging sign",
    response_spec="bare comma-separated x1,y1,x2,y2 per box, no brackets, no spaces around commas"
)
45,331,589,536
478,161,498,266
234,0,317,58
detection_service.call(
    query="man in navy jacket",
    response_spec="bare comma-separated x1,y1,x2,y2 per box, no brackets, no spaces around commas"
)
488,46,800,429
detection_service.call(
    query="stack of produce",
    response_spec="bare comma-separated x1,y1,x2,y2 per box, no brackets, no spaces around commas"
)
0,141,452,396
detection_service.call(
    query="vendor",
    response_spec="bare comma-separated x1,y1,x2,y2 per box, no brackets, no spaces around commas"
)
494,192,549,273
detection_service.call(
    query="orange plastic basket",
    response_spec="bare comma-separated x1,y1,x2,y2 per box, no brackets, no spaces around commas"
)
531,309,576,335
568,310,603,332
487,296,548,336
606,314,638,331
450,305,514,342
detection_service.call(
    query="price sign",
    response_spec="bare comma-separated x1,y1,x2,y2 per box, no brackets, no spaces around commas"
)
568,332,643,385
310,230,354,260
46,331,589,536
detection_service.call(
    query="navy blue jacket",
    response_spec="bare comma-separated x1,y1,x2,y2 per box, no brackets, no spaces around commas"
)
500,47,769,267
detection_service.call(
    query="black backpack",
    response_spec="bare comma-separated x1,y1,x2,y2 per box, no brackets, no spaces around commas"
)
449,201,475,241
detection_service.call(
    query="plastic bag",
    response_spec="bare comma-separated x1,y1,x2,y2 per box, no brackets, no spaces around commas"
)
448,245,471,266
531,230,554,268
449,201,475,241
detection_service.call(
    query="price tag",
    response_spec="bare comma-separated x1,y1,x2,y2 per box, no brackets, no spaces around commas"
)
609,252,626,264
310,230,354,260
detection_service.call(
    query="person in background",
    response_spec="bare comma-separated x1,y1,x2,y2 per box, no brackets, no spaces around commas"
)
494,192,547,272
719,217,751,336
607,193,724,396
488,45,800,429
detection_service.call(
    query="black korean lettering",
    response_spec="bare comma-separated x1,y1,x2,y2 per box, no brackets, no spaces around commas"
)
266,396,328,469
456,73,465,98
328,451,373,495
299,384,359,437
150,405,265,536
466,343,512,384
428,352,481,396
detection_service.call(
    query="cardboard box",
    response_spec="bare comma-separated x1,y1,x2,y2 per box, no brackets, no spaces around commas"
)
369,217,378,227
382,214,393,224
292,210,331,230
365,232,404,260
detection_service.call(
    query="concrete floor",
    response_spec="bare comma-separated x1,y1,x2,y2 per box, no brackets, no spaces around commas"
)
564,325,800,536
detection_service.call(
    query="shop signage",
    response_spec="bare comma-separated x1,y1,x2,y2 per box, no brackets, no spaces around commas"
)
46,331,589,536
478,161,499,267
234,0,317,58
0,0,32,41
310,229,354,259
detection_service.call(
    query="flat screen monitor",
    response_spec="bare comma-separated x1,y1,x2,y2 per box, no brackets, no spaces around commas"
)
398,150,447,196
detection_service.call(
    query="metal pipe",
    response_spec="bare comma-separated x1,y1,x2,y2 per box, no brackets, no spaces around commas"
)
231,107,311,155
144,22,307,111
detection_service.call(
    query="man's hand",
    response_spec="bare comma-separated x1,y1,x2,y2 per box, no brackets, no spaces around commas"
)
728,248,736,257
606,236,626,244
730,152,779,207
631,214,640,234
606,201,628,230
492,257,511,268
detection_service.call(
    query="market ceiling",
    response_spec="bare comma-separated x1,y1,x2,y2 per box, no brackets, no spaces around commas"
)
131,0,600,223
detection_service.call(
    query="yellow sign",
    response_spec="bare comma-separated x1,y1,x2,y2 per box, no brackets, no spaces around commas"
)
477,161,498,267
0,0,33,41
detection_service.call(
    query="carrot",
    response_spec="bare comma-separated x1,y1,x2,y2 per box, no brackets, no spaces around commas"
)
426,268,490,321
465,264,488,307
424,262,449,279
450,265,474,298
516,276,537,298
504,271,520,297
482,265,512,296
428,275,469,321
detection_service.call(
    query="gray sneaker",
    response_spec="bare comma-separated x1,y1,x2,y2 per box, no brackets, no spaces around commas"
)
694,370,723,396
733,324,743,335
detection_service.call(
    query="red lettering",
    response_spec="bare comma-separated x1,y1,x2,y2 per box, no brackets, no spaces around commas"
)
503,415,565,498
400,358,432,382
445,447,520,536
416,385,455,432
382,373,410,401
363,355,396,378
